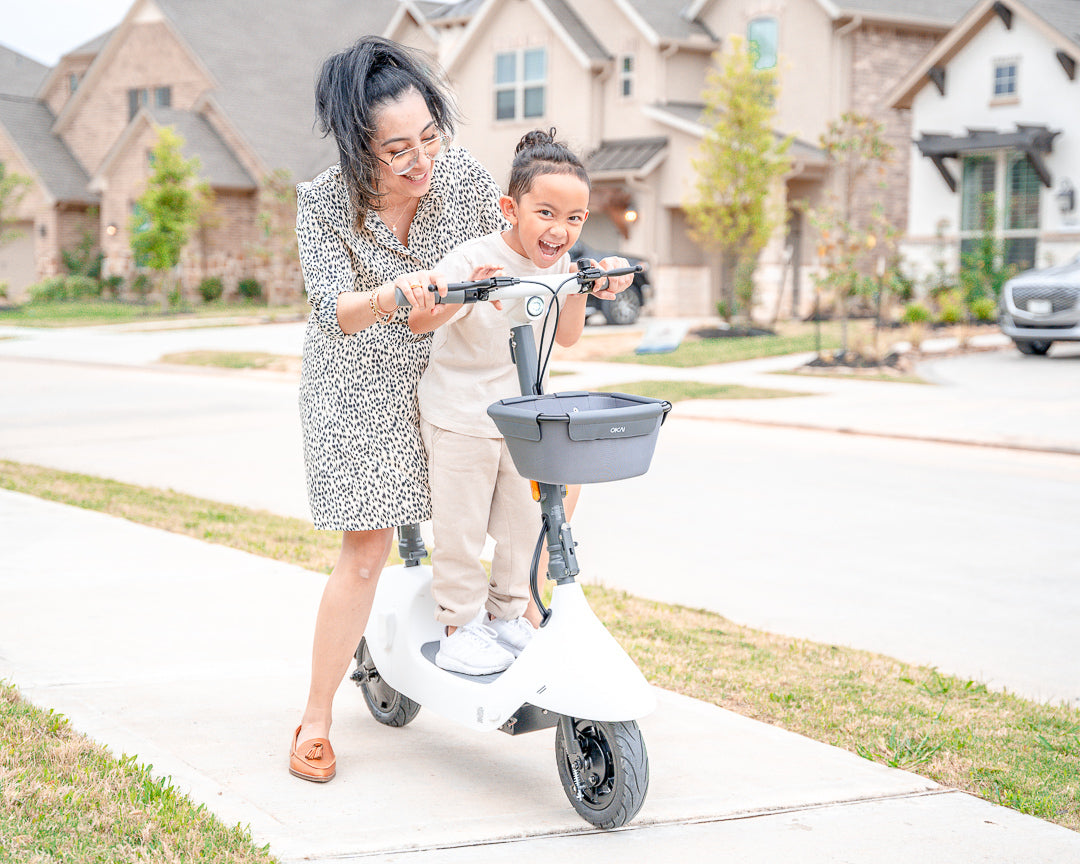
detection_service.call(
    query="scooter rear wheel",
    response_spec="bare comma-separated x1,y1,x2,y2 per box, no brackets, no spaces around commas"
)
353,637,421,727
555,717,649,828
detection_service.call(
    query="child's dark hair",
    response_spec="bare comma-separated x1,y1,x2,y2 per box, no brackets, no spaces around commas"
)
315,36,458,226
507,129,590,200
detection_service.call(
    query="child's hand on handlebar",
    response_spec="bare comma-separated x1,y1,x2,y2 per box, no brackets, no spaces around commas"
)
388,270,449,311
592,257,634,300
469,264,505,309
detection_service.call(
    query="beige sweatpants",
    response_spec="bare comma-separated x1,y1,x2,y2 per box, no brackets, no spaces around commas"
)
421,419,539,628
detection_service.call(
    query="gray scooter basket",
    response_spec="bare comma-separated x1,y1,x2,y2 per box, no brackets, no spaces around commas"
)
487,391,672,484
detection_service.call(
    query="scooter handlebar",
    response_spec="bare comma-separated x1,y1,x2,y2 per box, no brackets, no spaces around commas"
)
392,264,643,307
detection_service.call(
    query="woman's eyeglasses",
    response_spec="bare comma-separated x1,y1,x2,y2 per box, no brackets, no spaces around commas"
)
378,134,451,175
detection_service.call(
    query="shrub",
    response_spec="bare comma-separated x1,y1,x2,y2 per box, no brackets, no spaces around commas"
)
102,274,124,298
970,296,998,322
237,277,263,300
0,280,8,300
198,276,224,302
28,276,70,303
936,290,965,325
902,302,931,324
131,273,151,299
67,275,101,299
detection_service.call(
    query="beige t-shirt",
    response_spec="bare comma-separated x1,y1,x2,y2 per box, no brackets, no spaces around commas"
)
418,231,573,438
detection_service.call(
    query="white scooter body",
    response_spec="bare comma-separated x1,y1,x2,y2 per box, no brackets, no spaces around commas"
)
365,559,656,732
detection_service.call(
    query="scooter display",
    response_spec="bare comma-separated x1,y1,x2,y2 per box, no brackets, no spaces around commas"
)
351,264,671,828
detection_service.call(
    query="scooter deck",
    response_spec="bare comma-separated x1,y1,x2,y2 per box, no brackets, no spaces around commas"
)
419,641,504,684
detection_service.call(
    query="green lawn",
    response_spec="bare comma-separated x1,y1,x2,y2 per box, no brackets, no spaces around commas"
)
0,300,306,328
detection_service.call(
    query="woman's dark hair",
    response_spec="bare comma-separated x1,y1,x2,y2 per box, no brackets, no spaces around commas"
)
315,36,458,226
507,128,590,201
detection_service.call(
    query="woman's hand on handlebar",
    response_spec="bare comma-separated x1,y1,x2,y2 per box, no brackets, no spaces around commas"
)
385,270,448,312
592,256,633,300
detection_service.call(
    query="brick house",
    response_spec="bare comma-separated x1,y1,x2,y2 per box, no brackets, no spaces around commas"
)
0,0,433,302
2,0,980,316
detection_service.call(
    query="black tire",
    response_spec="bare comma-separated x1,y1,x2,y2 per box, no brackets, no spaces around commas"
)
555,717,649,828
1015,340,1052,355
353,638,420,727
600,287,643,325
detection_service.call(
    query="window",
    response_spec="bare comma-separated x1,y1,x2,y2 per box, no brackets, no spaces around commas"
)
993,60,1017,98
619,55,634,98
128,86,171,119
493,48,546,121
69,73,79,93
960,152,1039,271
128,88,148,119
747,17,778,70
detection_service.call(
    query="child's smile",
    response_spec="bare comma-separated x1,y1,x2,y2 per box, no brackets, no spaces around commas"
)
501,172,590,269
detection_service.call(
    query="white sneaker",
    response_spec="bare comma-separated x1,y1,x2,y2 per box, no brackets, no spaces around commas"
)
436,614,515,675
486,615,535,657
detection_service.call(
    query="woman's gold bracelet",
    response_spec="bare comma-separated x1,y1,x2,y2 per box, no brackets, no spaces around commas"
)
369,290,393,325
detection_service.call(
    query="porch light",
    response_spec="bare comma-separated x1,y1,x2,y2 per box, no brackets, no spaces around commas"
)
623,208,639,224
106,224,118,236
1056,179,1075,215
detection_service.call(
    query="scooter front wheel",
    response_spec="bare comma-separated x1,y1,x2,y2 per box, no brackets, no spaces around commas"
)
353,638,421,727
555,717,649,829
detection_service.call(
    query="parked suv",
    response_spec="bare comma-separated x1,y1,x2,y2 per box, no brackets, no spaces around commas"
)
569,241,651,325
1000,258,1080,354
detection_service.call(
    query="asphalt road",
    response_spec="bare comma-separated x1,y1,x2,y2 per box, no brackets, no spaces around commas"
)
1,331,1078,708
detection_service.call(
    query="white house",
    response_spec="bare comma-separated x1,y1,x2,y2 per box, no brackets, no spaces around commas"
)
890,0,1080,286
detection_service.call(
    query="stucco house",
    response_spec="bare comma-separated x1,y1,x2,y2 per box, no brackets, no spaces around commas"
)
890,0,1080,286
424,0,976,317
0,0,435,302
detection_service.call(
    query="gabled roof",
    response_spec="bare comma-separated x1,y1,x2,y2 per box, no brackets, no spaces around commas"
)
539,0,610,62
0,44,49,97
67,29,116,57
890,0,1080,109
686,0,968,29
424,0,486,22
643,101,827,165
834,0,977,27
0,94,95,203
52,0,404,183
89,106,256,192
616,0,715,45
444,0,610,72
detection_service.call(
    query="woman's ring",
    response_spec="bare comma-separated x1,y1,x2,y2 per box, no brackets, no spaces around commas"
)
409,283,423,291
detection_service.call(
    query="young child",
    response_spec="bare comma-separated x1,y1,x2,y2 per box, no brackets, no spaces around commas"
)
410,129,601,675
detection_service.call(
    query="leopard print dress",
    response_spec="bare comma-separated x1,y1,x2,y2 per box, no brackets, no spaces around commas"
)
296,147,506,530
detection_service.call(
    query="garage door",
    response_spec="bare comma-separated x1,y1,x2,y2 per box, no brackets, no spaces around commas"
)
0,222,37,302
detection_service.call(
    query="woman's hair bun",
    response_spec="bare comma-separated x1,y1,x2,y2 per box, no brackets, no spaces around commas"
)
515,128,557,155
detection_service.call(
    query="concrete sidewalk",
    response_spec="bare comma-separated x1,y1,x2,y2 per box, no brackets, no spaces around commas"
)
4,489,1079,863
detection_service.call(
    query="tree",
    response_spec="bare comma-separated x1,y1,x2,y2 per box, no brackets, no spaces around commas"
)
684,36,791,323
808,113,895,354
130,127,209,308
0,160,33,249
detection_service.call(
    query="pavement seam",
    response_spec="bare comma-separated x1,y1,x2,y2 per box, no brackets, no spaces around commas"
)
280,789,957,862
672,414,1080,457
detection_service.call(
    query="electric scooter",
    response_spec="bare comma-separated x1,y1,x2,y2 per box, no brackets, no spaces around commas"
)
351,263,671,828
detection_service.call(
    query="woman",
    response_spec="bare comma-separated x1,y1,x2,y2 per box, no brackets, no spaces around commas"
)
290,36,630,783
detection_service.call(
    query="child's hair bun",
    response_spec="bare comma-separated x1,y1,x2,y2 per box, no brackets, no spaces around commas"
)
516,128,558,155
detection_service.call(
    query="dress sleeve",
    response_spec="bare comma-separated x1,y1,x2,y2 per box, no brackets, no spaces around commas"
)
295,185,355,338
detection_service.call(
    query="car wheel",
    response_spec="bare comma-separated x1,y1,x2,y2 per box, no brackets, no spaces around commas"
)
1014,340,1052,355
601,288,642,325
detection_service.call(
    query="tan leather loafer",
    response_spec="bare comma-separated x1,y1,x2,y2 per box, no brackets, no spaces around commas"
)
289,725,336,783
